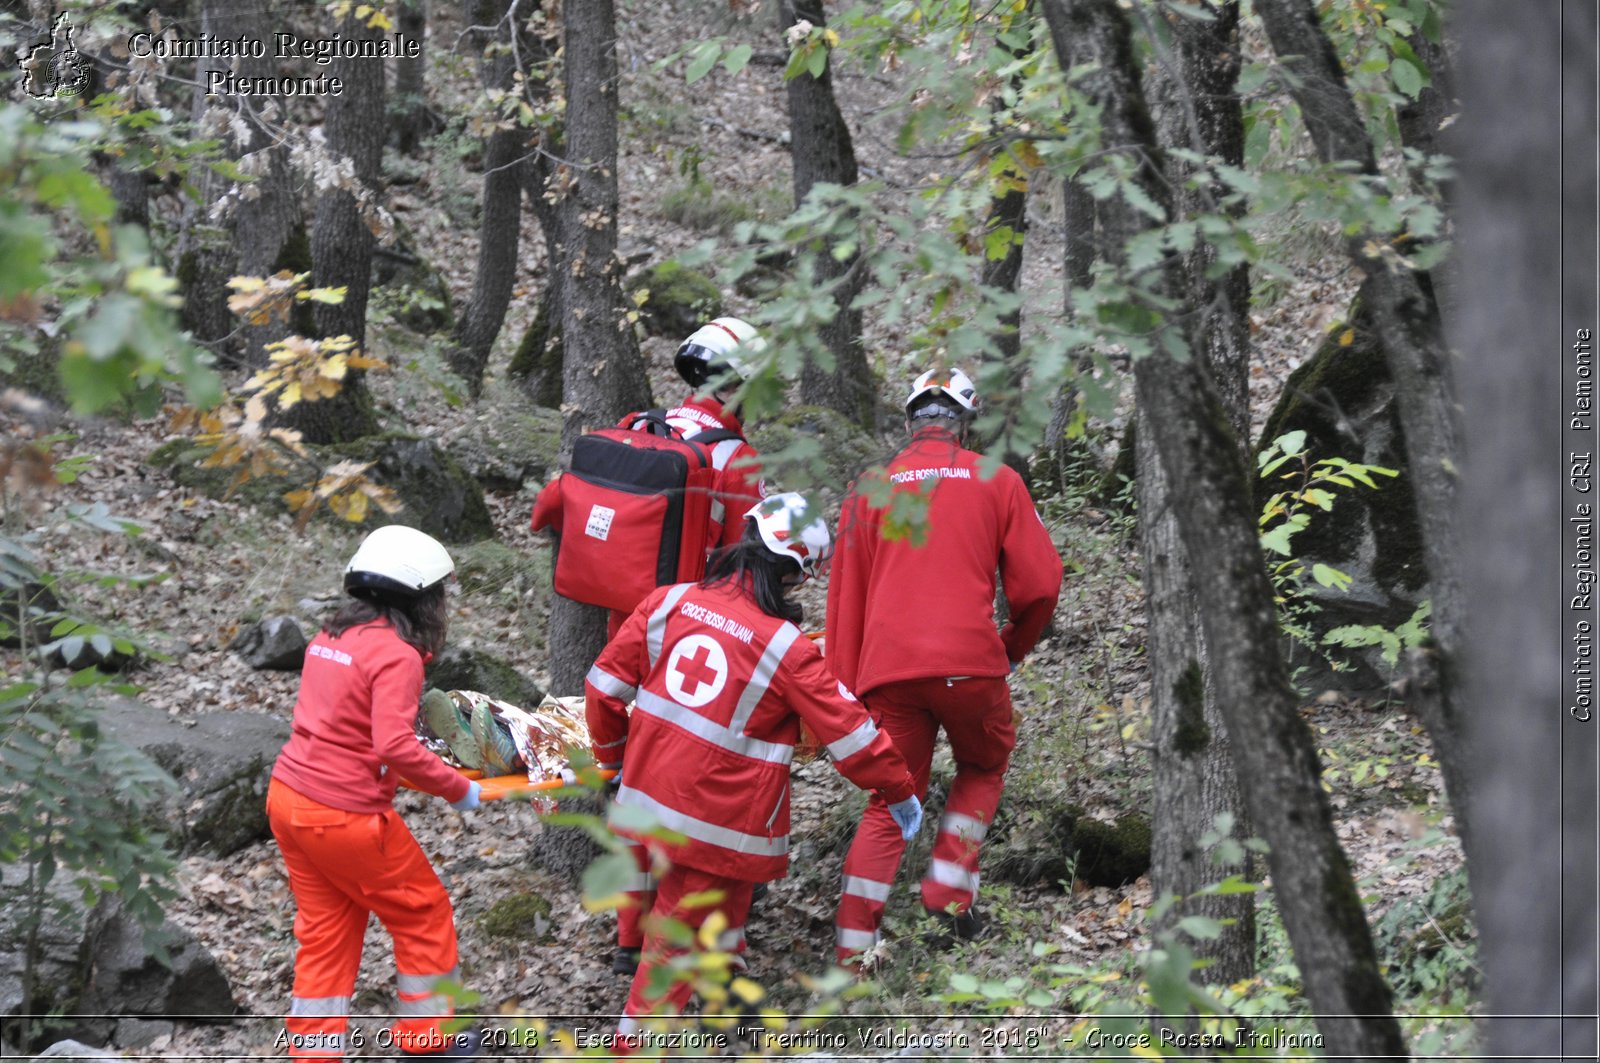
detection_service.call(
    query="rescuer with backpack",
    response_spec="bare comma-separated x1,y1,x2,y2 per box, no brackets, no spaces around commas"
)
530,316,770,638
267,525,482,1061
584,494,924,1034
827,369,1064,968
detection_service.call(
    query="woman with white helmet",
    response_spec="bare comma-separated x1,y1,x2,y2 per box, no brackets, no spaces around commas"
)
267,525,482,1061
583,493,923,1037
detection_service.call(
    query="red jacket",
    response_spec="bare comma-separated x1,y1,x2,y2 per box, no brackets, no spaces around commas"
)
659,395,766,549
272,622,470,814
585,579,917,881
825,427,1064,697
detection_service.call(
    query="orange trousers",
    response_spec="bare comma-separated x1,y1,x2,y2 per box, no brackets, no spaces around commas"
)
267,778,466,1061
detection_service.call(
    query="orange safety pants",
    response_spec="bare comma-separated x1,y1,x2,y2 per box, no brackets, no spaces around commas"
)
833,676,1014,966
267,778,466,1061
618,864,753,1036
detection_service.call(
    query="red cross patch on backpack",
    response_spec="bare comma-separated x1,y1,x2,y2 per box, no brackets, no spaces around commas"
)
530,411,741,614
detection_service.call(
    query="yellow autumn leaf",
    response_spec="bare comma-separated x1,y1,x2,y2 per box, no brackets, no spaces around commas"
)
1338,328,1355,346
279,381,302,409
348,354,387,371
319,353,349,380
698,911,730,951
345,491,371,522
823,28,840,47
227,276,267,293
729,978,765,1004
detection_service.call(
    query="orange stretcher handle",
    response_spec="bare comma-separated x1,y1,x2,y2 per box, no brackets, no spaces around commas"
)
401,767,617,802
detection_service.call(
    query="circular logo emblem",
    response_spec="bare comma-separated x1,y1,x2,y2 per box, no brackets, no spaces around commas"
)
664,634,728,708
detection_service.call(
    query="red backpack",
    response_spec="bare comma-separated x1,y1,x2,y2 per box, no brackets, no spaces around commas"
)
531,411,742,614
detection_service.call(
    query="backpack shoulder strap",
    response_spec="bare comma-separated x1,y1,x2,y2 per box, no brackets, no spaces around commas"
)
624,409,674,437
688,427,744,446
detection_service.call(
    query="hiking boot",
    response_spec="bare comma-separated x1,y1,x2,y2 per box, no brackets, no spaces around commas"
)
422,689,482,770
922,906,986,948
613,946,642,975
470,701,522,776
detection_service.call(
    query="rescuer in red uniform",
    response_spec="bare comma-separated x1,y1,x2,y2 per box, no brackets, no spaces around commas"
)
267,525,483,1061
828,369,1064,967
584,494,924,1034
659,316,770,550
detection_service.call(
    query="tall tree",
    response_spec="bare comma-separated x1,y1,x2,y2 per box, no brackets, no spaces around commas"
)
1036,1,1407,1055
1253,0,1472,857
1136,0,1255,991
449,0,528,396
779,0,875,427
393,0,432,155
1044,176,1096,490
295,8,386,443
1455,2,1597,1057
547,0,652,693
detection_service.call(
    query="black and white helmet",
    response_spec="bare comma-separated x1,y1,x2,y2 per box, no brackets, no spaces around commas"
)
674,317,765,389
344,525,454,600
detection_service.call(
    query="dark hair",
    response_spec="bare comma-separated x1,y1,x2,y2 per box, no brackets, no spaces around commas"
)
701,523,802,623
326,582,449,657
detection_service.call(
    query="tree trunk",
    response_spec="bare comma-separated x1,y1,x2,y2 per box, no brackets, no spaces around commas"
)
449,0,527,396
1140,0,1254,993
1037,2,1407,1055
1045,176,1096,491
515,26,567,410
1454,2,1597,1058
548,0,652,693
780,0,875,428
1253,0,1472,859
297,9,386,443
393,0,432,155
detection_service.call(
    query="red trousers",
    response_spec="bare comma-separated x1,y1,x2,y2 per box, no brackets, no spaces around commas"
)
267,778,465,1060
833,676,1014,964
618,864,753,1035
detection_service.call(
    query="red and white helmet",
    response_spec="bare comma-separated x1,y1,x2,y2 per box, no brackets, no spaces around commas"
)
905,367,979,417
674,317,766,389
745,492,832,580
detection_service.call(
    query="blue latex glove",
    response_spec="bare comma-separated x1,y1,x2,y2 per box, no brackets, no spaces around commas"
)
449,780,482,812
888,794,923,840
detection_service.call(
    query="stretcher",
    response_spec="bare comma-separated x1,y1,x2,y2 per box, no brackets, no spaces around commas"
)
401,767,616,802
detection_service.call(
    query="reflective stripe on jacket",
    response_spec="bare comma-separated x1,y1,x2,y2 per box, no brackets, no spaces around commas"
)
586,579,916,881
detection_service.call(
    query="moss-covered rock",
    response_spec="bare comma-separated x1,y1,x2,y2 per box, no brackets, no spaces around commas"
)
625,260,721,340
446,380,562,491
1256,277,1429,691
480,891,553,942
147,433,495,543
1071,814,1152,888
426,646,543,707
372,218,454,334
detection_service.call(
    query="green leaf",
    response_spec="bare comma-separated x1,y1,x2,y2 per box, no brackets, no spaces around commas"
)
1275,429,1307,456
1311,563,1353,592
579,851,639,909
1176,915,1224,940
806,46,828,79
1391,57,1424,99
949,973,979,993
685,42,721,83
1259,524,1296,556
721,44,753,76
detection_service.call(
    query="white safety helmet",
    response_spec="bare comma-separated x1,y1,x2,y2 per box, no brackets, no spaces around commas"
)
343,525,454,600
745,492,832,580
675,317,766,389
904,367,980,419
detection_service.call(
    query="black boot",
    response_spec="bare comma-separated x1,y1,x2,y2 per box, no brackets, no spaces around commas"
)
613,946,641,975
922,906,986,948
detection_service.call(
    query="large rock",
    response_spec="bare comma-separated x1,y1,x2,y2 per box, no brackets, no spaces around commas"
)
1257,277,1429,691
625,260,722,339
1,867,234,1052
229,616,307,671
339,434,495,543
525,793,604,885
445,381,562,491
147,433,495,544
426,646,544,708
102,699,287,857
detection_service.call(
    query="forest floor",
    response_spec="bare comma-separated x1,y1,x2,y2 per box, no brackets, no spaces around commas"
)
8,0,1472,1058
